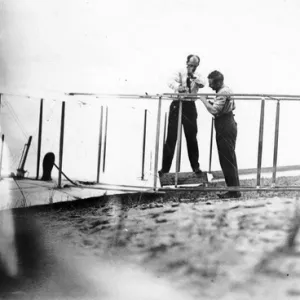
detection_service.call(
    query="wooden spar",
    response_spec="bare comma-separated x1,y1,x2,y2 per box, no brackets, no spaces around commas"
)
3,91,300,101
159,186,300,192
65,92,300,99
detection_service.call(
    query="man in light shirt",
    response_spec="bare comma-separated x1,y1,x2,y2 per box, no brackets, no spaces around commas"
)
159,54,206,176
200,70,241,198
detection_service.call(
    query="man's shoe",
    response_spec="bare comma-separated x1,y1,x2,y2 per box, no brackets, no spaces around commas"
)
193,168,203,175
158,170,168,177
217,191,241,199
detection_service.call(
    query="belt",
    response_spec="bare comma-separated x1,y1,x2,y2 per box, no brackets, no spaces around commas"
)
215,111,234,119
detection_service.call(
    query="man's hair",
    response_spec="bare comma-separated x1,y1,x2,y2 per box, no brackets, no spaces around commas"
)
186,54,200,66
208,70,224,83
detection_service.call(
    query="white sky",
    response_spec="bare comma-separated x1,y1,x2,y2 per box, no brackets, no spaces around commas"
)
1,0,300,182
1,0,300,95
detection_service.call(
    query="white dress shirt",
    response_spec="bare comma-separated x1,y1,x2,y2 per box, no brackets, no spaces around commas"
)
168,69,206,93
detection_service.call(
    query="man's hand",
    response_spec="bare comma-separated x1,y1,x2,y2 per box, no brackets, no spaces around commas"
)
178,85,188,93
192,75,205,88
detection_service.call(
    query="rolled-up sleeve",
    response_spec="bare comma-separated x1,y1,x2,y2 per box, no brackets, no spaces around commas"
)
213,94,227,114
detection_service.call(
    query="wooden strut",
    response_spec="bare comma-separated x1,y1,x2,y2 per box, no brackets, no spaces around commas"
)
96,106,103,183
153,96,162,191
58,101,65,188
17,136,32,178
175,101,183,187
208,118,214,173
178,125,183,172
102,106,108,173
272,100,280,186
0,134,4,179
256,98,265,187
141,109,147,180
36,98,43,179
161,112,167,170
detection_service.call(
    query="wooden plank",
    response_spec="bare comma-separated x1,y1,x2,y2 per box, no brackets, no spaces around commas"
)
159,171,208,186
159,186,300,193
211,165,300,179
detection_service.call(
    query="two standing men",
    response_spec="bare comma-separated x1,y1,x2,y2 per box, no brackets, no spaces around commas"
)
159,55,241,199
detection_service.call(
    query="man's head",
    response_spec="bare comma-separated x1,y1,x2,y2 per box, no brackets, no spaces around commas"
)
186,54,200,75
208,70,224,91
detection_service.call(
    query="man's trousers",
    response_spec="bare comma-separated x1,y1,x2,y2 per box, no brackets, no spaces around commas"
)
214,112,240,187
161,101,200,172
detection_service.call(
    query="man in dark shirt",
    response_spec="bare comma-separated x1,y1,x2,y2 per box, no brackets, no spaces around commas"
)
200,70,241,198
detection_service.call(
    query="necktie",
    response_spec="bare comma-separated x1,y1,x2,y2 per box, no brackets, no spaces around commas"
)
186,76,191,93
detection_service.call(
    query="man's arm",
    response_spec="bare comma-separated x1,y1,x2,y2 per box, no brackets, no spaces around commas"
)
200,94,227,115
168,71,185,92
200,96,219,115
192,73,206,88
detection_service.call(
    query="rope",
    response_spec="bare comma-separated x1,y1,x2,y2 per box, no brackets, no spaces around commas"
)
3,100,29,140
53,163,79,187
12,176,28,206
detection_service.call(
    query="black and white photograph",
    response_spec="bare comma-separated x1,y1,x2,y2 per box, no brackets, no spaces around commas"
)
1,0,300,299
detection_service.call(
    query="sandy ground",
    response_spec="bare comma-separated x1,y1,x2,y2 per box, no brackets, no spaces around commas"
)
21,193,299,300
1,174,300,300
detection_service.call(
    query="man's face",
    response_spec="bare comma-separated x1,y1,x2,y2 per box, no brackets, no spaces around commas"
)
208,79,216,91
186,57,198,75
208,78,221,91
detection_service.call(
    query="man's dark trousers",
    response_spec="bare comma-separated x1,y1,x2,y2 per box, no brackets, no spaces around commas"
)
161,101,200,173
214,112,240,187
